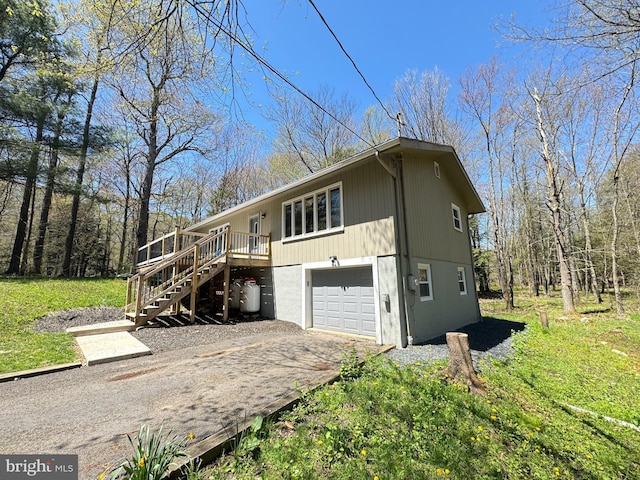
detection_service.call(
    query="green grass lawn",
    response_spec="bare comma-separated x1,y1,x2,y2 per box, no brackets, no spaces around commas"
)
0,277,126,374
194,292,640,479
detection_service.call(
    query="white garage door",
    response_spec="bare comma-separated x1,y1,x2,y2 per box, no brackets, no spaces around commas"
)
312,267,376,336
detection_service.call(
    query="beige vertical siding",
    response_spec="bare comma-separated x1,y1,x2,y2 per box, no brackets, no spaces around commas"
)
402,153,474,265
193,157,398,266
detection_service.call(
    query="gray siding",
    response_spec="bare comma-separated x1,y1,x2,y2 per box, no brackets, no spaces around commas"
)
377,255,404,346
409,259,479,341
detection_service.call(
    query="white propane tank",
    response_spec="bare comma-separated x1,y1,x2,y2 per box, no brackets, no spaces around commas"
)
240,277,261,313
230,278,244,310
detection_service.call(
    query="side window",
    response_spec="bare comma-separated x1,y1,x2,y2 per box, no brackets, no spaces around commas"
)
457,267,467,295
452,203,462,232
418,263,433,301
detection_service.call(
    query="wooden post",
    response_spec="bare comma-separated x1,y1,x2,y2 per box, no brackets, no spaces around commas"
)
190,243,199,323
222,264,231,322
444,332,485,395
126,276,132,310
135,275,144,324
540,311,549,329
173,227,180,253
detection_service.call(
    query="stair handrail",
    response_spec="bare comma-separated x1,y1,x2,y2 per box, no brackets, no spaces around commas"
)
126,228,230,317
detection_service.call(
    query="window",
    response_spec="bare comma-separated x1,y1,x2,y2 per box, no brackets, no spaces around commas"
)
457,267,467,295
418,263,433,301
452,203,462,232
282,183,343,240
434,161,441,178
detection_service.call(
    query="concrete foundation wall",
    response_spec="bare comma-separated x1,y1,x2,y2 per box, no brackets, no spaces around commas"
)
271,265,303,327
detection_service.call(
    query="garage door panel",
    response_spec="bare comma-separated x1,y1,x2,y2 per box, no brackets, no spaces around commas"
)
312,267,375,337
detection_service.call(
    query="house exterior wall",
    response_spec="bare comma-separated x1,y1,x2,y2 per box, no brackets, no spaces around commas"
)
400,153,482,343
409,258,479,341
184,139,483,347
192,158,398,266
402,153,473,263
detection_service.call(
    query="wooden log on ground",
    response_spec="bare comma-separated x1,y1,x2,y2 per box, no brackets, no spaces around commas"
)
443,332,485,395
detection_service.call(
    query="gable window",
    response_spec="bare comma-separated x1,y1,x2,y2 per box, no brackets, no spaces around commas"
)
282,183,343,240
457,267,467,295
452,203,462,232
418,263,433,301
434,161,441,178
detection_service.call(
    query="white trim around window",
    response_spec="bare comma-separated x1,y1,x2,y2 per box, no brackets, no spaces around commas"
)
418,263,433,301
452,203,463,232
457,266,468,295
282,182,344,242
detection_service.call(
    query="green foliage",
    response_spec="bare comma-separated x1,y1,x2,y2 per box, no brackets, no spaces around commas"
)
202,293,640,479
339,347,362,381
0,277,126,373
0,0,61,83
110,425,189,480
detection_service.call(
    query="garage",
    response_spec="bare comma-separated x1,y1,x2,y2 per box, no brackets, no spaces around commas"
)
312,267,376,336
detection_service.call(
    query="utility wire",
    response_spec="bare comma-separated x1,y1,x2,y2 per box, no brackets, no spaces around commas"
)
307,0,397,123
187,1,376,149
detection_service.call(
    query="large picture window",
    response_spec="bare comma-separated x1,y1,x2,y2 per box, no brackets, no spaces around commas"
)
282,183,343,240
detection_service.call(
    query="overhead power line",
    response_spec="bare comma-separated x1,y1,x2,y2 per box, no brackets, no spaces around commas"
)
187,1,376,149
307,0,397,123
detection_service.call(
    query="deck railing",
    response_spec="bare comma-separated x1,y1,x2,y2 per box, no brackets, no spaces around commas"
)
136,228,208,268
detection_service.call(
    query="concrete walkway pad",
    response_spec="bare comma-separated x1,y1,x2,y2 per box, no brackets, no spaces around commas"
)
75,331,152,365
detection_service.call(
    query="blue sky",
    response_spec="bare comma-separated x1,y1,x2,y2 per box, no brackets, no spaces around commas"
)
229,1,552,138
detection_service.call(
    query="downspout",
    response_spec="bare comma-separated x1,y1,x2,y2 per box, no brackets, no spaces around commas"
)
376,151,414,346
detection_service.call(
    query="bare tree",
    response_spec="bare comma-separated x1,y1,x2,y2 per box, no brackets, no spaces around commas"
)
528,81,577,315
459,58,518,310
392,68,466,148
267,85,359,175
107,5,221,255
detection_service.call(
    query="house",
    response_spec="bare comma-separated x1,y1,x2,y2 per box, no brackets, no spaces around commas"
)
125,137,486,347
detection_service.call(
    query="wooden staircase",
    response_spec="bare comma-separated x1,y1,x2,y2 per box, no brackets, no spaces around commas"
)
125,230,228,325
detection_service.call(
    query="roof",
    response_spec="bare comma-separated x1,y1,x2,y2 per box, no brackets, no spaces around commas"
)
186,137,485,232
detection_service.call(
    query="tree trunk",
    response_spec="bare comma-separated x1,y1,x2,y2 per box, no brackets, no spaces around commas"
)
580,197,602,303
117,170,131,273
531,89,576,315
33,107,65,274
6,121,44,274
611,176,625,315
135,90,160,261
443,332,485,395
20,180,37,275
62,74,99,277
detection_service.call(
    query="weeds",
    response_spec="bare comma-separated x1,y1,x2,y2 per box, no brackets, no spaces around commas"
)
339,347,362,381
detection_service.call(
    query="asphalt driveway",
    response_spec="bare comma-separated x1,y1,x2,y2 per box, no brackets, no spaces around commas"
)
0,330,383,480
